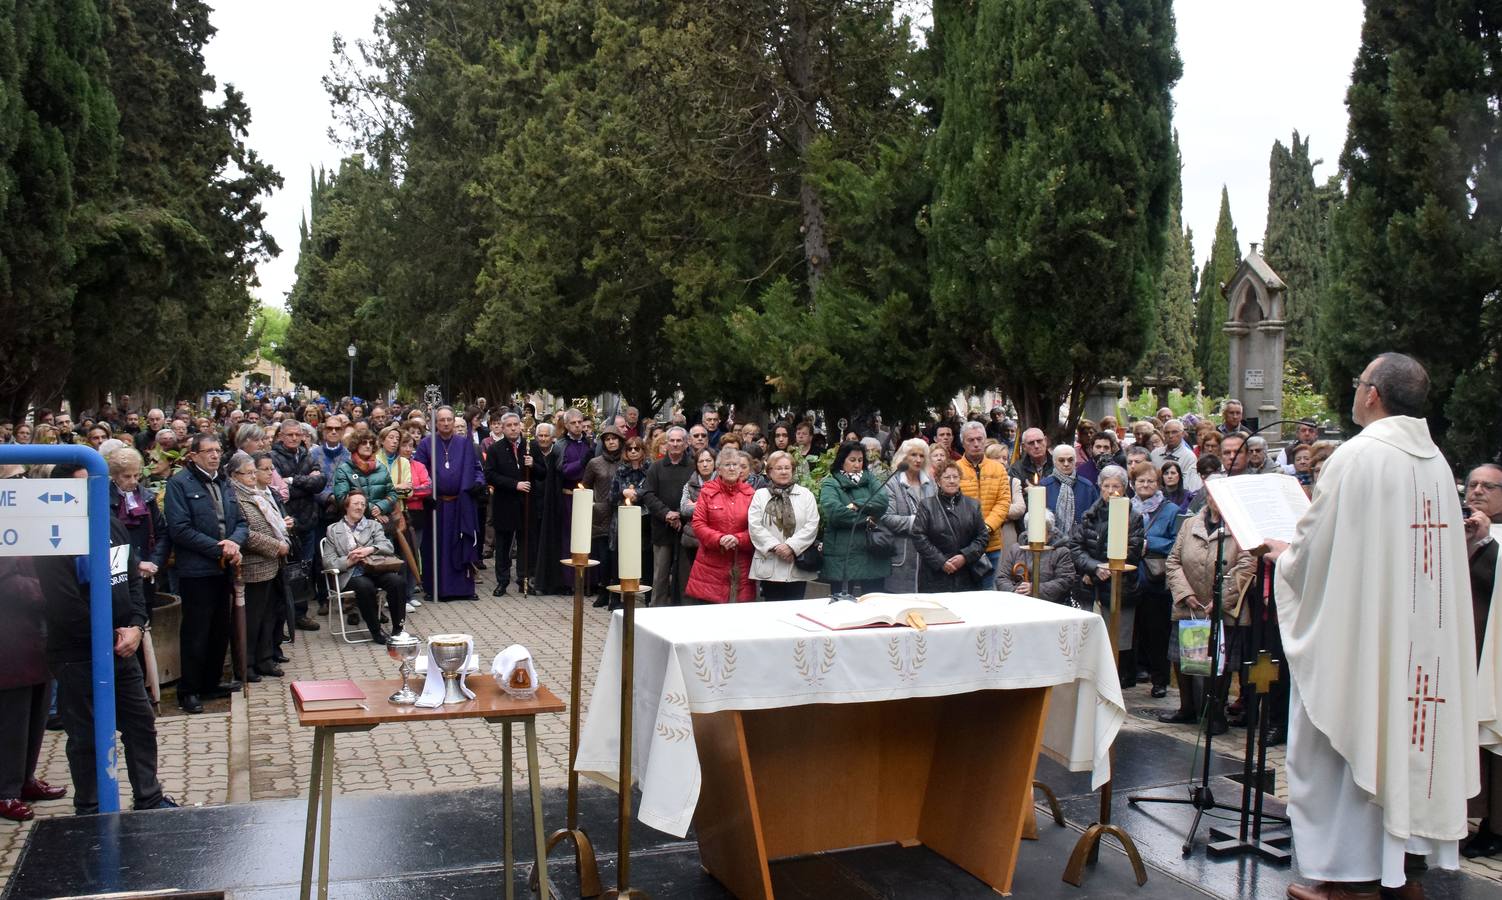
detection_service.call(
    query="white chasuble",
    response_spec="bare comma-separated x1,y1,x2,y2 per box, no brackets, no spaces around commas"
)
1276,415,1479,846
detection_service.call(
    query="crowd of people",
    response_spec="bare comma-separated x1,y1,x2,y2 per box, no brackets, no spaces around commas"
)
1,375,1498,876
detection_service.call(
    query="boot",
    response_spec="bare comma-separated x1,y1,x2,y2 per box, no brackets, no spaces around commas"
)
1158,666,1199,724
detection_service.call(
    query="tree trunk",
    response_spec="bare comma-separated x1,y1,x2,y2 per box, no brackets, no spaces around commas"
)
787,1,829,296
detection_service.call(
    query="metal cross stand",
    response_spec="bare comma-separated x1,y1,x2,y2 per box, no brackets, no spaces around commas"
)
1063,557,1148,887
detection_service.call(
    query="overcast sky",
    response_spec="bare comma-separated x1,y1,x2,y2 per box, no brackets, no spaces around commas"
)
202,1,1367,308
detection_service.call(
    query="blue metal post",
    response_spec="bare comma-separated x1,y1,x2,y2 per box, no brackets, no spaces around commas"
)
0,444,119,812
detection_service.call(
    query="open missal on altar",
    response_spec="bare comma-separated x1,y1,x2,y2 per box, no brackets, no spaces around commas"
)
291,679,367,712
1203,473,1311,549
797,594,962,631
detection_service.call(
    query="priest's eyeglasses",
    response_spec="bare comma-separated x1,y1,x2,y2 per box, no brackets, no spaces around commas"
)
1351,377,1374,391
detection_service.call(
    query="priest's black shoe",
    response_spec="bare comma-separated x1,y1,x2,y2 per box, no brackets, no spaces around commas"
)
178,694,203,714
273,653,291,664
204,680,242,699
1150,685,1168,698
1158,709,1198,724
245,671,262,684
1265,726,1287,746
258,665,285,678
492,584,509,597
1461,828,1502,859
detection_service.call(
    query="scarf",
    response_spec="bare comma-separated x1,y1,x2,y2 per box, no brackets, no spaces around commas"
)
116,485,151,527
764,482,797,538
352,452,379,475
235,480,288,542
1131,490,1165,525
1054,471,1077,532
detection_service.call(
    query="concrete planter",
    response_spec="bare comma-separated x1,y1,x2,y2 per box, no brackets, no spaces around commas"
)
151,592,182,685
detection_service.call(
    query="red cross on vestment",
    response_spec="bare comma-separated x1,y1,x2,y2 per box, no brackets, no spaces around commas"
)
1410,494,1447,579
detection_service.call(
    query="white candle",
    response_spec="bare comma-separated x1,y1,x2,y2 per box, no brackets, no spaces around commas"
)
618,502,642,581
1027,486,1047,544
571,484,593,555
1107,496,1128,561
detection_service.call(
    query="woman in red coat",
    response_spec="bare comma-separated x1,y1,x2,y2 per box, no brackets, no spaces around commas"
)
685,449,757,603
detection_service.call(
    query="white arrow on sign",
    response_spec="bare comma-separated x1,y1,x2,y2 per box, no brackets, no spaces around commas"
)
0,478,89,518
0,519,89,557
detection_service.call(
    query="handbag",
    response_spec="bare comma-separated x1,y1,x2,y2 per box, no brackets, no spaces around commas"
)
864,518,898,557
363,554,404,574
968,551,993,582
1178,618,1224,676
284,558,316,607
1143,554,1167,580
794,541,822,572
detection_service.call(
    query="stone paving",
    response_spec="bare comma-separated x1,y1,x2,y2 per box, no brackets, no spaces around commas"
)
3,564,1500,888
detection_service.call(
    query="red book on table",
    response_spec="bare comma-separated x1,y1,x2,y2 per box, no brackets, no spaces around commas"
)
291,679,367,711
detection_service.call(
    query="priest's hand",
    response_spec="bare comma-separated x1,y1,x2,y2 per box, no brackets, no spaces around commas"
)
1253,539,1289,561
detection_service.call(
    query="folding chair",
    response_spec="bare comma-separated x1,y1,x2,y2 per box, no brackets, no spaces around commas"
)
321,536,371,644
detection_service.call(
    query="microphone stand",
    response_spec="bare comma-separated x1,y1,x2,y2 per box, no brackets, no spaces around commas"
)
834,461,908,602
1127,437,1289,857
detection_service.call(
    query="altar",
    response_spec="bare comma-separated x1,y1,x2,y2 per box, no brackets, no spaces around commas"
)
574,592,1124,898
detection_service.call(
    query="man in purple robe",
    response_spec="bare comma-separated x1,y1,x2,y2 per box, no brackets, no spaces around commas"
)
413,406,485,601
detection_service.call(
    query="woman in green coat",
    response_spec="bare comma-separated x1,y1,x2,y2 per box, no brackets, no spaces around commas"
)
333,432,398,522
819,441,892,595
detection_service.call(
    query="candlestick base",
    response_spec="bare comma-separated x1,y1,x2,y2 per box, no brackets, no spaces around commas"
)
1106,559,1138,573
561,557,601,569
1028,541,1047,553
605,584,651,597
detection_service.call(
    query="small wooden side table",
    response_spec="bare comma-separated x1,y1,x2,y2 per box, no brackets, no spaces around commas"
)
293,678,565,900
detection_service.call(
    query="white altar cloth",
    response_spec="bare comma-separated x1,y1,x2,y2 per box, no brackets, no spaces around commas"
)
574,592,1125,837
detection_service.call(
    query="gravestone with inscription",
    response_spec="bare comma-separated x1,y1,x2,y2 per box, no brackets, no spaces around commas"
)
1222,245,1287,429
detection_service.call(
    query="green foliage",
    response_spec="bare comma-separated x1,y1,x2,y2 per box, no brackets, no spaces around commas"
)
1322,1,1502,464
1123,388,1214,422
0,0,119,419
0,0,278,417
1136,135,1198,388
1193,187,1239,396
927,0,1181,434
1263,131,1341,387
250,305,289,364
1280,362,1335,431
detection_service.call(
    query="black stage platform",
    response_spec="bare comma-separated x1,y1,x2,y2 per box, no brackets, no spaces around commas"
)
6,729,1497,899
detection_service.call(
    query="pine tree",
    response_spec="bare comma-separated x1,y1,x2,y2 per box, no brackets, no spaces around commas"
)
928,0,1180,434
1194,187,1239,397
1263,131,1341,387
1323,1,1502,461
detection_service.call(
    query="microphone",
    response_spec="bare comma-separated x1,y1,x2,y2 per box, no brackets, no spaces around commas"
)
836,459,910,601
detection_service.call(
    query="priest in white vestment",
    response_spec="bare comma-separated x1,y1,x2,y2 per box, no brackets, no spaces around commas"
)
1267,353,1479,899
1467,466,1502,858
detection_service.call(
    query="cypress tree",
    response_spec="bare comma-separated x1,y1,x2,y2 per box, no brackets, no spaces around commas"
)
1193,187,1239,397
1137,135,1197,388
1264,130,1340,387
0,0,119,420
1323,1,1502,461
929,0,1180,434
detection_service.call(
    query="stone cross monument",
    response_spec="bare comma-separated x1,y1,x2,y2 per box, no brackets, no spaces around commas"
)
1222,245,1287,431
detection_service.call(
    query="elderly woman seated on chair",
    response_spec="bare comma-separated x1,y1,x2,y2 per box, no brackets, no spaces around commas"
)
325,489,407,644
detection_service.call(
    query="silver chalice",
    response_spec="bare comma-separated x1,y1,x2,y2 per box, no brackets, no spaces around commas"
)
386,632,422,704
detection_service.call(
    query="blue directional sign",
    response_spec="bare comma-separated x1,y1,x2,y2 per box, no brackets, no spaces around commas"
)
0,477,91,556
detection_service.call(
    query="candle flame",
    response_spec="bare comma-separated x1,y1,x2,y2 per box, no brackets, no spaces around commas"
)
625,496,633,506
577,483,585,490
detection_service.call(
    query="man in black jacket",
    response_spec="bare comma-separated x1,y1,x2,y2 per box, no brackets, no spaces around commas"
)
485,412,540,596
270,420,325,630
641,426,693,606
38,464,174,813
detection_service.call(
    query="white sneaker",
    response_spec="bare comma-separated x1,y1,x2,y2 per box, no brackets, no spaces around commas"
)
406,601,418,613
409,597,423,609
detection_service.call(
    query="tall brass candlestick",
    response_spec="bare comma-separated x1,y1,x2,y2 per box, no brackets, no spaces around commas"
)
1063,557,1147,886
604,576,651,900
537,551,603,898
1028,541,1046,598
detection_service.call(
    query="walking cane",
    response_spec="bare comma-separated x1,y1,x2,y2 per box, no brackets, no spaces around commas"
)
232,560,248,699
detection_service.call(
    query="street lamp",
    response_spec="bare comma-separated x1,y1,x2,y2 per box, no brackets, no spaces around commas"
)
347,342,357,400
268,341,278,393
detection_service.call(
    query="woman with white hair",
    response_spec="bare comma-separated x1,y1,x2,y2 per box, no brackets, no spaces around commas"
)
748,451,820,600
1068,464,1145,687
882,438,936,593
